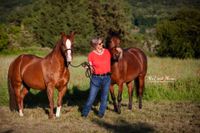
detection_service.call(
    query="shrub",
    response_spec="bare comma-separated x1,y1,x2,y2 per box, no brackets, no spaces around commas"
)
0,24,9,51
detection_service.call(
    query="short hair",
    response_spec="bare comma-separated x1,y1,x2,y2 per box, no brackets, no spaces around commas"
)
90,38,103,47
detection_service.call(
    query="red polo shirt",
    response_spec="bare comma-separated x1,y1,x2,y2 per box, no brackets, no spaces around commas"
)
88,49,111,74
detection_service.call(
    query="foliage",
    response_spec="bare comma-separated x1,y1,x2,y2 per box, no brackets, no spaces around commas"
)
89,0,133,42
0,24,9,50
0,0,200,56
134,16,157,31
2,0,134,53
129,0,200,20
156,8,200,58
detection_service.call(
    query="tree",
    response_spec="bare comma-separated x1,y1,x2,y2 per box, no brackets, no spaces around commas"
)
0,24,9,50
156,8,200,58
89,0,134,47
31,0,95,53
6,0,95,53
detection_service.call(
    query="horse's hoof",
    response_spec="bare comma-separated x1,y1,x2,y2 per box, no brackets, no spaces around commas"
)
114,105,118,112
117,107,121,114
55,111,61,118
48,114,55,119
19,113,24,117
117,104,121,114
56,106,61,118
56,114,60,118
114,107,121,114
117,109,121,114
49,116,53,119
128,104,132,110
139,104,142,109
19,110,24,117
114,107,118,112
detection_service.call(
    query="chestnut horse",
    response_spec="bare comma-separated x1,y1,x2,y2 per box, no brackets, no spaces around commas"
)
106,35,147,114
7,32,75,118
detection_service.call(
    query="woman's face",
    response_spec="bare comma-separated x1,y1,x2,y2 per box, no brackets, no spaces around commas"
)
95,42,103,50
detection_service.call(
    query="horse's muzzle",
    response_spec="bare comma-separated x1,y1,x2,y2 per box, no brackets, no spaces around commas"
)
66,62,71,66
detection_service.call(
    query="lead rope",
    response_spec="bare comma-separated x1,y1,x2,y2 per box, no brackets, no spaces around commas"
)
69,62,101,87
69,62,93,78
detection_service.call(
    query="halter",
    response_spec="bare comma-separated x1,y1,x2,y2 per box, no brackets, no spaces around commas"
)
63,48,73,52
62,38,73,54
109,46,119,50
61,43,73,65
109,46,123,62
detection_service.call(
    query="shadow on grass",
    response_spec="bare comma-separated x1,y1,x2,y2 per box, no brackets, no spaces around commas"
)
92,118,155,133
63,85,101,114
24,90,49,108
23,90,49,114
23,85,101,115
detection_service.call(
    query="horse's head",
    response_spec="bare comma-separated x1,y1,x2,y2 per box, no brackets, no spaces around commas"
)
106,36,121,49
60,31,75,64
106,36,122,61
110,46,123,61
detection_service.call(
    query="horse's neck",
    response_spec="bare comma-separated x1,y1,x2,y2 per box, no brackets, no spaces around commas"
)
45,42,65,66
111,57,124,71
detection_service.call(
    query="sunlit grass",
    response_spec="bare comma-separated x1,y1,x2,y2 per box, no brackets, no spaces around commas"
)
144,77,200,101
0,53,200,106
0,47,51,57
147,57,200,79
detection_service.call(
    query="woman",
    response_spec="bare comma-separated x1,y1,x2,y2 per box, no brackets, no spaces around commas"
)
82,37,111,118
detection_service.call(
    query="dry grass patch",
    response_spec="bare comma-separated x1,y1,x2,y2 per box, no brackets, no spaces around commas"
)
0,101,199,133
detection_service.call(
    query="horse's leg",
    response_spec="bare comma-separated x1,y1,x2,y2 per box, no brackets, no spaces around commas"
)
109,84,118,112
126,81,133,110
19,87,29,116
138,75,145,109
47,86,55,118
13,82,24,116
56,86,67,117
117,83,123,114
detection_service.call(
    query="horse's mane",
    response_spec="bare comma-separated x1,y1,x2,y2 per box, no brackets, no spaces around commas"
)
45,39,63,59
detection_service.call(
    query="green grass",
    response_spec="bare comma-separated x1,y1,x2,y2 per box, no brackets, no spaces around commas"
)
0,53,200,106
147,57,200,79
144,77,200,101
0,53,200,133
0,47,51,56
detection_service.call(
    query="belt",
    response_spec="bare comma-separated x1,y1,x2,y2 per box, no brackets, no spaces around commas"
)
93,72,111,76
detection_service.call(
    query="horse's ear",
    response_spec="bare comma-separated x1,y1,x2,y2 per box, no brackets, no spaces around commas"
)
70,31,76,42
118,29,125,37
115,36,121,46
60,32,65,37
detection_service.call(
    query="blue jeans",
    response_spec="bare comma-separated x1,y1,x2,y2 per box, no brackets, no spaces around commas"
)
82,75,111,117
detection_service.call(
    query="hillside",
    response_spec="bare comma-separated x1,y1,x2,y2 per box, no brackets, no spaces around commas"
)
0,0,199,56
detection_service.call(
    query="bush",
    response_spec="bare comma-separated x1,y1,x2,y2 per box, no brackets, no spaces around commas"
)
0,24,9,51
156,8,200,58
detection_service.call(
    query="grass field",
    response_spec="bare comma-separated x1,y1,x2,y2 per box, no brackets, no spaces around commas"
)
0,52,200,133
1,54,200,105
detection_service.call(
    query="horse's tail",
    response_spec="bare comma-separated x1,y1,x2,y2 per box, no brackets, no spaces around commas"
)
7,61,18,111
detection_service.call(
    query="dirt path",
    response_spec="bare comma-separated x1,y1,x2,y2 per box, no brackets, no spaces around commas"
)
0,101,200,133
